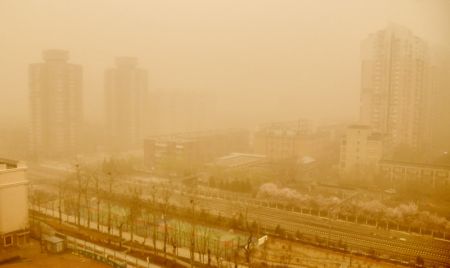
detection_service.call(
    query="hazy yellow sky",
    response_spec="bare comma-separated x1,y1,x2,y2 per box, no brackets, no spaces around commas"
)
1,0,449,126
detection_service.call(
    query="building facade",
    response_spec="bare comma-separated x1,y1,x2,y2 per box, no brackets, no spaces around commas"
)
144,129,249,174
339,125,383,176
105,57,148,151
253,119,316,160
0,158,29,248
429,51,450,152
379,160,450,188
29,49,82,159
360,25,430,152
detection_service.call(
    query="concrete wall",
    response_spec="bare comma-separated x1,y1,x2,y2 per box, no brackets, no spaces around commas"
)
0,166,29,234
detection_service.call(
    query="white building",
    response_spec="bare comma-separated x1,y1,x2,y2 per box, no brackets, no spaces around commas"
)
0,158,29,247
29,49,83,159
105,57,148,151
360,24,430,152
339,125,383,176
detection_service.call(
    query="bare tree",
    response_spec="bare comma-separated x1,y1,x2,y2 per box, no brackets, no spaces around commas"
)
117,217,126,248
189,198,196,268
105,171,115,235
83,170,91,228
197,227,212,264
213,236,224,268
126,186,142,243
243,231,255,267
57,178,69,224
149,185,158,255
161,187,171,262
91,168,101,231
75,163,82,226
169,221,179,265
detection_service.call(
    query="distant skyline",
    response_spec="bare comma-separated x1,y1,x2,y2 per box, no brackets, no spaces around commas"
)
1,0,449,127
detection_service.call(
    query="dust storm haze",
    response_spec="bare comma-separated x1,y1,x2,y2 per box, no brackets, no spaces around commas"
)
1,0,449,130
3,1,450,267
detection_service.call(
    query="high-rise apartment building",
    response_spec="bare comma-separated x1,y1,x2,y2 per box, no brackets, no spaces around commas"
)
29,50,82,159
360,25,430,152
105,57,148,151
429,51,450,152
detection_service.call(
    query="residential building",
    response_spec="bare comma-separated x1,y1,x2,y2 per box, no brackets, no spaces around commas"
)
360,24,430,152
105,57,148,151
429,51,450,152
0,158,29,248
144,129,249,174
253,119,316,160
379,159,450,188
29,49,82,159
339,125,383,176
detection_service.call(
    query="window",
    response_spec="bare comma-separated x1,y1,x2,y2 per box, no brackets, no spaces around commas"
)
4,235,13,247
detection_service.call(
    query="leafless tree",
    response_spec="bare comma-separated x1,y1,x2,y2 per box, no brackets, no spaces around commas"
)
149,185,159,255
75,163,82,225
126,186,142,243
82,169,91,228
189,198,196,268
161,187,171,261
105,171,115,235
117,217,125,248
243,232,255,267
57,178,69,224
213,236,224,268
91,168,101,231
197,227,212,264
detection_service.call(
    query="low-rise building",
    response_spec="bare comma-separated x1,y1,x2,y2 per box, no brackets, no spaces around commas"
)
0,158,29,248
144,129,249,174
339,125,383,177
379,160,450,187
253,119,316,160
212,153,267,170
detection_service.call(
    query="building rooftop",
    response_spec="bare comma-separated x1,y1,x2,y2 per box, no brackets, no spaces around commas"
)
146,129,246,143
347,124,371,130
0,158,26,171
380,159,450,169
213,153,266,168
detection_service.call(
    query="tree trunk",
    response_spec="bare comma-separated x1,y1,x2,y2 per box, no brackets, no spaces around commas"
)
58,199,62,224
163,219,168,260
97,200,100,230
153,215,157,254
77,192,81,225
107,203,111,234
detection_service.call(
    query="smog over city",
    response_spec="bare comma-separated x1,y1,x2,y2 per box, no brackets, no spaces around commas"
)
0,0,449,267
